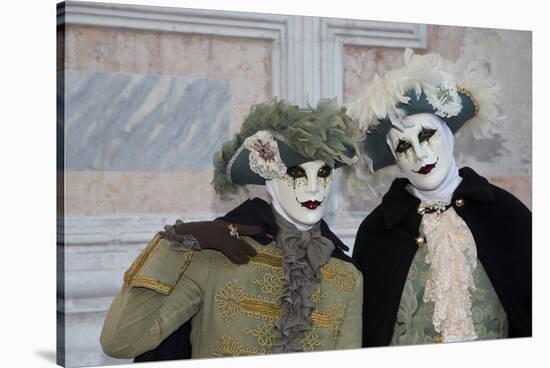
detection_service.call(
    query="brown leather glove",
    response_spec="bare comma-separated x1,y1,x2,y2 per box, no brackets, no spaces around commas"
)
160,219,260,265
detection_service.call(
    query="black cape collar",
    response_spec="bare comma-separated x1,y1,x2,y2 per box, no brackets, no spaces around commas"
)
218,197,350,253
382,167,495,230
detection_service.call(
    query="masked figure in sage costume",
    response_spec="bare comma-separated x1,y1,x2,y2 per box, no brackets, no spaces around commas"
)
346,49,531,347
100,99,363,360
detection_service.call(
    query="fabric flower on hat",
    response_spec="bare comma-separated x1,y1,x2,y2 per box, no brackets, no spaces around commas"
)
424,74,462,118
243,130,287,180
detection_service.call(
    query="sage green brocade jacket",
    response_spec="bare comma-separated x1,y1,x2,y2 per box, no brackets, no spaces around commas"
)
100,234,363,359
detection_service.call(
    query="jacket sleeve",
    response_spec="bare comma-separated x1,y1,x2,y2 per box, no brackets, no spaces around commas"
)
100,234,209,359
334,266,364,349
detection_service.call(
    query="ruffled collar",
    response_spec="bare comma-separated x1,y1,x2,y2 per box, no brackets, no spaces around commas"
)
271,210,335,352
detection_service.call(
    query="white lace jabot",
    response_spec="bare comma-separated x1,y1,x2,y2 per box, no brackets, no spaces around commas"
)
421,205,478,343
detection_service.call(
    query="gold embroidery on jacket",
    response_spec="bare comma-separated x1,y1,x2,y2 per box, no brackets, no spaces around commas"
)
215,281,346,334
301,331,326,351
310,300,346,337
223,258,239,271
215,281,280,322
215,281,246,321
221,239,356,299
240,241,284,271
312,286,328,304
124,236,194,294
129,276,172,295
252,273,282,296
254,243,283,257
178,251,194,276
215,327,327,355
251,253,282,267
241,296,282,320
123,235,163,287
212,335,260,357
320,260,355,293
223,243,283,272
246,322,278,349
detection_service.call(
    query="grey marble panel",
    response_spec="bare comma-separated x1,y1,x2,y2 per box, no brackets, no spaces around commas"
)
62,70,230,171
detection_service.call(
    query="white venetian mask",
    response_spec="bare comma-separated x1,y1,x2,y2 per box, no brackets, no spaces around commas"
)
387,113,452,191
268,160,333,227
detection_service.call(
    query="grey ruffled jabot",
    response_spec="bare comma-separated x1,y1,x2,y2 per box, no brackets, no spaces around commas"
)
271,210,335,353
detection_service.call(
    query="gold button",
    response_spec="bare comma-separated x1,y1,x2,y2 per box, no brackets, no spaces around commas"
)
415,235,426,246
455,198,465,207
417,206,426,215
434,335,444,343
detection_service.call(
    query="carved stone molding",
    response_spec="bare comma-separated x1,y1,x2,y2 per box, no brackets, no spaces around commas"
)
58,1,427,106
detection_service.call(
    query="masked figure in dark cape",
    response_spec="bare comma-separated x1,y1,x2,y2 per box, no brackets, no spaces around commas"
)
347,49,531,347
100,99,363,361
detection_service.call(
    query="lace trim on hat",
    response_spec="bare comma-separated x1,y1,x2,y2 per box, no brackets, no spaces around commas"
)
226,142,246,184
226,130,287,184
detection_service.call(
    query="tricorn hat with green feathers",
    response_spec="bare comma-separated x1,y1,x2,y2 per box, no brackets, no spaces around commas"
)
212,98,358,197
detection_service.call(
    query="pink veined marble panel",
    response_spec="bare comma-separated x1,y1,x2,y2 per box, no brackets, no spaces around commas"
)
61,25,274,215
63,25,273,133
64,171,270,216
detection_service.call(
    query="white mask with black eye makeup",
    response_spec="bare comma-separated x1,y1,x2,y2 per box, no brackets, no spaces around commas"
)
387,113,452,191
266,160,333,229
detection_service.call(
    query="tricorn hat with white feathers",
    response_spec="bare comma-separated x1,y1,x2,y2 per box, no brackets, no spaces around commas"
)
347,48,501,174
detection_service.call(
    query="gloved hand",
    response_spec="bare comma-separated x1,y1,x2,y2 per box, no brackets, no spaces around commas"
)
160,219,260,265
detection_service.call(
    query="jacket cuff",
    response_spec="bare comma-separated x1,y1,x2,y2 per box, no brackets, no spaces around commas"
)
123,234,195,295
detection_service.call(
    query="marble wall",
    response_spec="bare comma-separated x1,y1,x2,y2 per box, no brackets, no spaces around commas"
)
63,26,273,132
62,25,273,217
61,22,531,218
63,70,231,171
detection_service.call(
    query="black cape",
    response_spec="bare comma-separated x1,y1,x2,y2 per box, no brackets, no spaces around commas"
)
135,197,355,362
352,167,532,347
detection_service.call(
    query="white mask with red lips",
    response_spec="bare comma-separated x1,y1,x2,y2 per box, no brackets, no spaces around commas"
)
386,113,461,202
266,160,333,231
